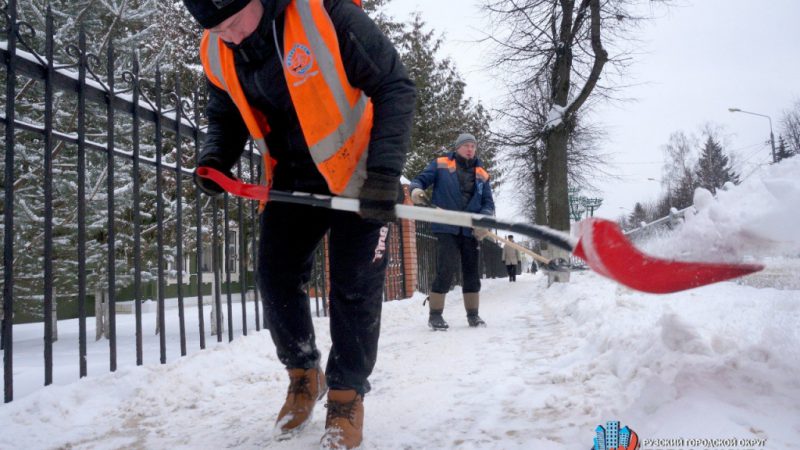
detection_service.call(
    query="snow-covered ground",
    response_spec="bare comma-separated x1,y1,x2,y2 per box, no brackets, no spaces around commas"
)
2,269,799,449
2,159,799,449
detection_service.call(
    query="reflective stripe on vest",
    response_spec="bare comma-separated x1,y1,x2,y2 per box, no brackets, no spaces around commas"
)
199,0,372,198
436,156,456,172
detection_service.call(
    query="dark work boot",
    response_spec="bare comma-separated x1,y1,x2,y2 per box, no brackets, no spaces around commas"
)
428,309,449,331
466,308,486,328
427,293,448,331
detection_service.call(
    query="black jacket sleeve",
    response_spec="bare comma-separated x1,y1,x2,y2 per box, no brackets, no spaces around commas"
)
328,0,416,178
200,80,250,170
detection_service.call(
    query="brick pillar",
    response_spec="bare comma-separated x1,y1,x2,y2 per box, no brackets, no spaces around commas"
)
400,184,418,298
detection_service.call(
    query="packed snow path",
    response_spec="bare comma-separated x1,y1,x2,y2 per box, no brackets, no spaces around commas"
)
2,270,799,449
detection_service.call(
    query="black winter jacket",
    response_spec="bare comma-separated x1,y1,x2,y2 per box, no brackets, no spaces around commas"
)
200,0,416,195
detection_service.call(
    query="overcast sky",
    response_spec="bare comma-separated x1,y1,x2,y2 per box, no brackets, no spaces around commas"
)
384,0,800,222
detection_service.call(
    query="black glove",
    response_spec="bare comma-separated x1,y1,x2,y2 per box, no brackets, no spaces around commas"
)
358,172,402,224
194,155,233,197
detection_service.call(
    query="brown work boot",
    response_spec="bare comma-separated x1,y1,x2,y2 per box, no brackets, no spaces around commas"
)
274,365,327,440
320,389,364,449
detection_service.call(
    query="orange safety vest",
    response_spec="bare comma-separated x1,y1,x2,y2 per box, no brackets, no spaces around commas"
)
200,0,373,203
436,156,490,182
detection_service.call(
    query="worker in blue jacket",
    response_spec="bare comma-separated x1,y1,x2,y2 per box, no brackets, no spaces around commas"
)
409,133,495,330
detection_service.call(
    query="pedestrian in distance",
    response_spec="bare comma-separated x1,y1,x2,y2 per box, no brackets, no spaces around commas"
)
182,0,415,448
409,132,495,330
502,235,520,282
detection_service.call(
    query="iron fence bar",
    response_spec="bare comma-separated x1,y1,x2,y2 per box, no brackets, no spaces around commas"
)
76,28,88,379
3,0,18,404
0,115,197,173
154,67,166,365
224,193,233,342
212,199,223,342
105,41,117,372
237,161,247,336
42,5,54,386
249,143,259,331
193,88,206,349
131,55,143,366
321,235,328,317
175,77,186,357
0,45,198,139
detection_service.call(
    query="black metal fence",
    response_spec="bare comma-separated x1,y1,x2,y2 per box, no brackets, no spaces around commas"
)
413,221,507,295
0,3,295,403
0,3,505,404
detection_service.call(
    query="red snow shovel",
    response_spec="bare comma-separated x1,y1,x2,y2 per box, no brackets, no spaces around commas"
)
196,167,764,294
571,219,763,293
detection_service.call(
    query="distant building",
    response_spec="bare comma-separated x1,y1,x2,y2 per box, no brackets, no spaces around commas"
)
620,426,631,447
606,421,619,449
594,425,607,450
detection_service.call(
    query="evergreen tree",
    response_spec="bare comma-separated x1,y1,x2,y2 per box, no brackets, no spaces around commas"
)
395,14,496,184
694,136,739,195
670,167,698,210
7,2,218,321
775,135,795,162
628,203,648,229
362,0,405,42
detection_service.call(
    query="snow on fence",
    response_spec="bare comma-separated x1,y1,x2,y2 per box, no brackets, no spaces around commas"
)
0,3,506,403
624,206,693,241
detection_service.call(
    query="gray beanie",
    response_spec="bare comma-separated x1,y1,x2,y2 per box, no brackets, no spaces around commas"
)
454,133,477,149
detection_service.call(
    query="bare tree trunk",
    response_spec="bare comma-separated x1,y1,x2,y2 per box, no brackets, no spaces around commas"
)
534,178,547,224
534,168,548,252
546,127,571,232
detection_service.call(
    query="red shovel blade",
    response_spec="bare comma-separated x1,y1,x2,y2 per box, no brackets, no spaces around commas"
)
573,218,764,294
195,166,269,201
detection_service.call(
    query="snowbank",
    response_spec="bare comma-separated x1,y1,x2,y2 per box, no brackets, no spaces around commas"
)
644,157,800,263
2,272,798,449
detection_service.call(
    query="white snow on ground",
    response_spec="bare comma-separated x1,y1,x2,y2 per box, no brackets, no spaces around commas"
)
2,158,799,449
2,272,799,449
643,157,800,263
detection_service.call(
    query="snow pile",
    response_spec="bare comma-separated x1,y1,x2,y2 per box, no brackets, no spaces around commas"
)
2,272,799,449
2,157,799,449
644,157,800,262
544,275,800,448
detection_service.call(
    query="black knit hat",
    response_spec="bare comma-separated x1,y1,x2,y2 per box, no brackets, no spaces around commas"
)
183,0,252,29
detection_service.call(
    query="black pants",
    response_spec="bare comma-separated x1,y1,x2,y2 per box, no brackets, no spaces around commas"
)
431,232,481,294
257,202,389,395
506,264,516,281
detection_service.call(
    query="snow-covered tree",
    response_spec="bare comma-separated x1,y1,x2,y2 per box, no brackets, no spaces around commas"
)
6,2,234,322
695,136,739,195
396,14,496,183
780,99,800,157
775,135,795,162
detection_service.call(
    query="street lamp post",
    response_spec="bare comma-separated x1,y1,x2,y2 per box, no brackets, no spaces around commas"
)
728,107,777,163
